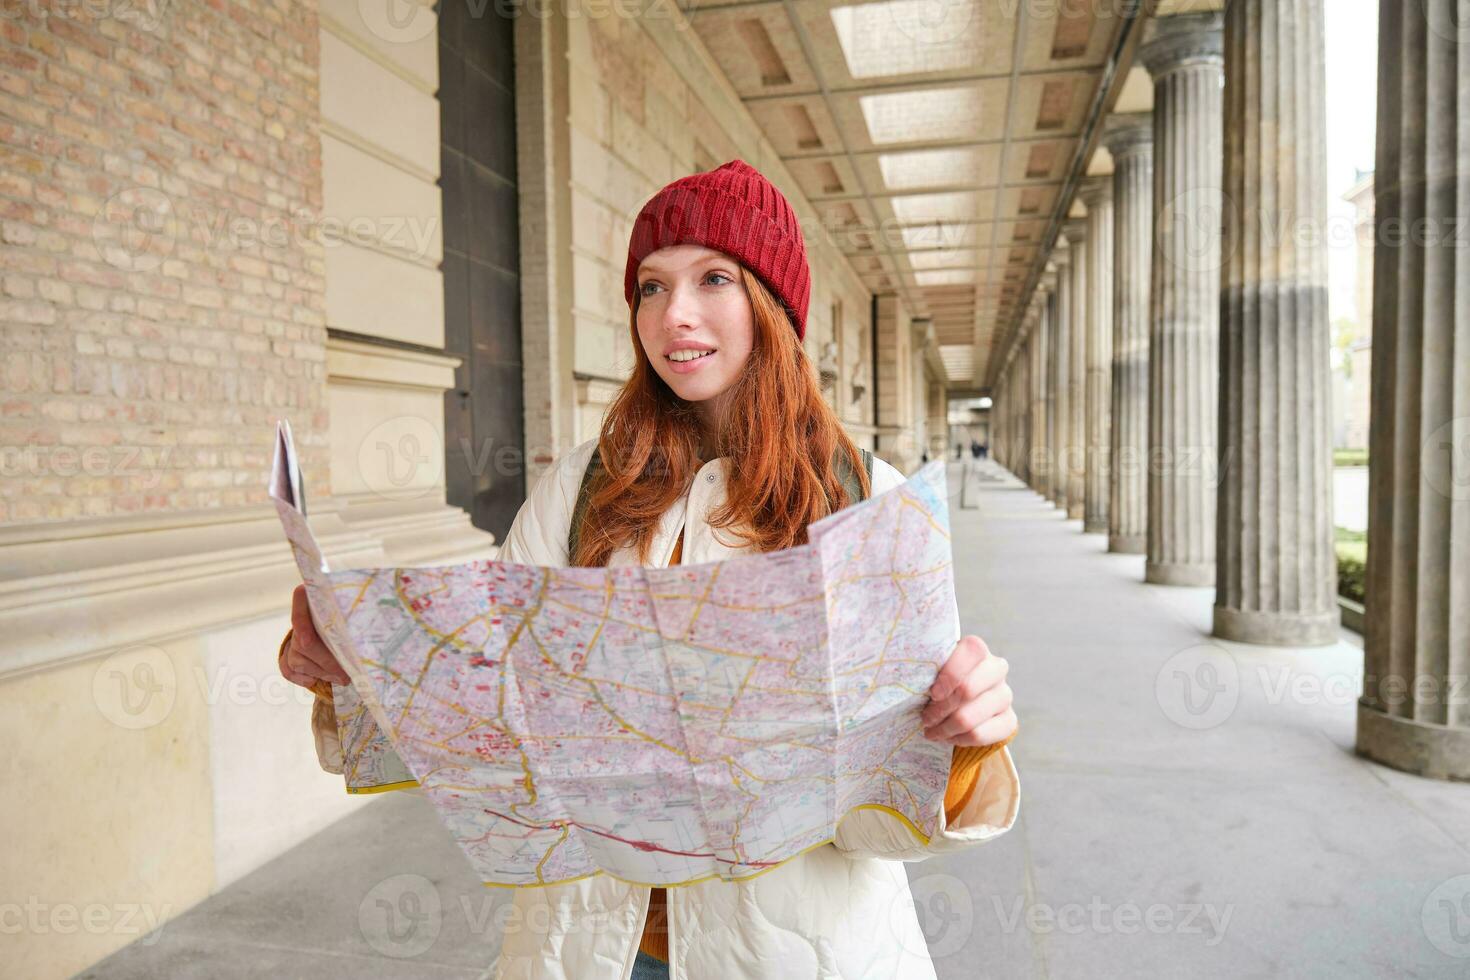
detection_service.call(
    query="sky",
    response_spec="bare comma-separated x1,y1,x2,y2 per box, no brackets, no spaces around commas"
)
1323,0,1379,329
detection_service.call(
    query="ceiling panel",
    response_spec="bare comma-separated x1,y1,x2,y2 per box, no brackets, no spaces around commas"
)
799,0,1017,88
682,0,1128,388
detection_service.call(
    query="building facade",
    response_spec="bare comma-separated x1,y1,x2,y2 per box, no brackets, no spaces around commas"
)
0,1,948,974
7,1,1466,977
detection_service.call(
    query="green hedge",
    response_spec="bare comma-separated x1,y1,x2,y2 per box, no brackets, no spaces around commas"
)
1333,448,1369,467
1335,527,1366,604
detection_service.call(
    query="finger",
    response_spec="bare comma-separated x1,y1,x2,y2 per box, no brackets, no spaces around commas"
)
928,635,987,701
922,653,1007,726
950,707,1018,747
924,682,1012,741
294,642,349,685
290,585,322,645
288,631,349,684
924,683,1014,741
280,660,325,691
922,653,1008,727
289,586,349,682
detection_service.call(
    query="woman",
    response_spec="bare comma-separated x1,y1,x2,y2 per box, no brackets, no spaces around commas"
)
279,159,1020,979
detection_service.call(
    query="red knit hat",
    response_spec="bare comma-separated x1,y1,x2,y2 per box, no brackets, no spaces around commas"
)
623,159,811,340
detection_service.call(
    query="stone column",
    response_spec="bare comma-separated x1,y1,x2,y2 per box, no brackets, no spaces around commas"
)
1355,0,1470,781
1030,293,1049,493
1043,265,1064,502
1008,325,1023,480
1139,12,1225,586
1102,113,1154,554
996,363,1010,467
1009,346,1025,477
1079,178,1114,534
1018,328,1032,484
1006,368,1016,468
1005,352,1015,474
1062,219,1089,520
1049,244,1073,512
1213,0,1338,645
1029,293,1047,493
987,376,999,467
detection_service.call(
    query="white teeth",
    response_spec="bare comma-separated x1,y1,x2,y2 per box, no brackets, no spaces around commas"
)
667,349,715,362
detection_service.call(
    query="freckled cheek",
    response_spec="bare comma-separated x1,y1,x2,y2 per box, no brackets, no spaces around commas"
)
635,320,660,358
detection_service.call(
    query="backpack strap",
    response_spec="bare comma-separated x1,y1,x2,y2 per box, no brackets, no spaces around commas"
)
569,444,874,561
567,446,605,564
832,446,874,510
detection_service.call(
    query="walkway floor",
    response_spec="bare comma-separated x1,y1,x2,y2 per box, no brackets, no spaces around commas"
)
86,461,1469,979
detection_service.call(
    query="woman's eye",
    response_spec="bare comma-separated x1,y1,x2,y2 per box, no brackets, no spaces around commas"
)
640,273,728,295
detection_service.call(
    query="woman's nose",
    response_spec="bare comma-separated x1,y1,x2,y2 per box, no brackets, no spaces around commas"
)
660,284,699,329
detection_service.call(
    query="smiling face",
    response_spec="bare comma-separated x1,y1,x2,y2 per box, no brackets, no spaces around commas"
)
634,244,756,426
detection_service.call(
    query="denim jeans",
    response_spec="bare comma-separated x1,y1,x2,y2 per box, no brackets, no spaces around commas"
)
629,948,671,979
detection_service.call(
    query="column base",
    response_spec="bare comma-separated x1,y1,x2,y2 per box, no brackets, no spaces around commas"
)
1109,533,1146,554
1067,504,1084,520
1145,561,1215,586
1083,519,1107,534
1212,605,1340,647
1356,701,1470,781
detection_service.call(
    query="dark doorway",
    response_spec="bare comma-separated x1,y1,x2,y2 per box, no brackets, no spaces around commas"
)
438,2,524,539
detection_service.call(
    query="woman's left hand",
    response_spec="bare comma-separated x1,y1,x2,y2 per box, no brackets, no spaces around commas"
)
920,635,1017,746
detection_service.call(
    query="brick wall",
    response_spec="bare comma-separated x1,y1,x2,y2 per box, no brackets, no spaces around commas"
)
0,0,326,524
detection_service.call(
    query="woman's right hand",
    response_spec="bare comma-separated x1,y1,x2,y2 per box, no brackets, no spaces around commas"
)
280,584,351,690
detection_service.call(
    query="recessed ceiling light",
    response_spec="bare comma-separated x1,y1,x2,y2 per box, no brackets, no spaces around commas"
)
877,148,985,191
908,249,977,270
831,0,981,80
939,344,974,381
901,223,979,249
915,269,976,287
859,86,982,145
891,191,980,225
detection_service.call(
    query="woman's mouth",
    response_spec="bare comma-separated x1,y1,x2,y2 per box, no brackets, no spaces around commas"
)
665,348,717,373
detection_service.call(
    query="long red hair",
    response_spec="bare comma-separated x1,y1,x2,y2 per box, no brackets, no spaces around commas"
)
572,265,870,567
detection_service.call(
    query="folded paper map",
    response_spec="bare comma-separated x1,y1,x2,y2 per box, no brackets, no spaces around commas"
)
269,420,961,888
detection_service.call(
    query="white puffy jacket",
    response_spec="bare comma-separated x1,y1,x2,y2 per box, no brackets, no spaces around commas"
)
316,437,1021,979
